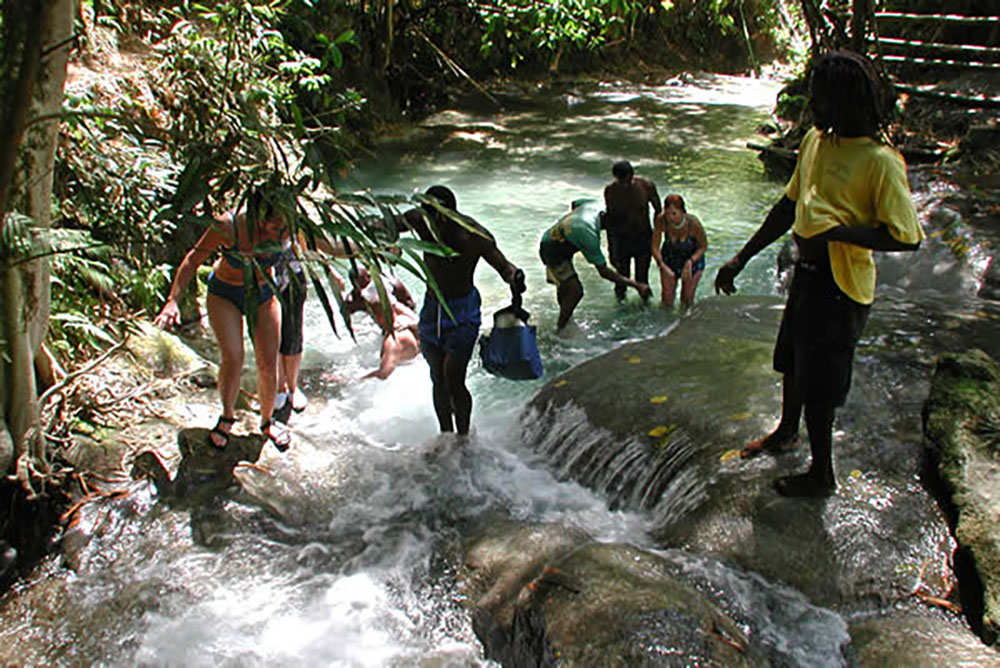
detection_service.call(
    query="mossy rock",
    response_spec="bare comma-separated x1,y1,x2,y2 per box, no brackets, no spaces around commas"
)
922,349,1000,642
126,322,210,379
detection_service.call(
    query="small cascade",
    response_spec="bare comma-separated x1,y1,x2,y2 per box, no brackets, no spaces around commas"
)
520,402,707,523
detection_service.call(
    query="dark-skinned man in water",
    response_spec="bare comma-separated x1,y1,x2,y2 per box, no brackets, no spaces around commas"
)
714,50,924,498
401,185,526,439
603,160,661,302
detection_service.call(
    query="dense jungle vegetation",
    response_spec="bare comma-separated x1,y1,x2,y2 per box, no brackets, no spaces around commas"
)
1,0,994,585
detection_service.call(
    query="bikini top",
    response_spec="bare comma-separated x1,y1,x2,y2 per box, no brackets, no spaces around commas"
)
220,211,284,271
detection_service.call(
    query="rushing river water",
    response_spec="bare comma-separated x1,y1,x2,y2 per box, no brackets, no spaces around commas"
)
2,74,843,666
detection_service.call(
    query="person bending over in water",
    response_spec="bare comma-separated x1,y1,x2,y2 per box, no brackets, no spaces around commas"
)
154,194,292,452
714,50,924,498
652,194,707,308
604,160,660,302
540,199,651,330
400,185,526,437
343,266,421,380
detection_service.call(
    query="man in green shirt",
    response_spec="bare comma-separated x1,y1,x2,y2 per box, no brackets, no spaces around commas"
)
540,199,652,330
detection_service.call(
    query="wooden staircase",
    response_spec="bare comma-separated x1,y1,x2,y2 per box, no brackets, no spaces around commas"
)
867,2,1000,108
829,1,1000,107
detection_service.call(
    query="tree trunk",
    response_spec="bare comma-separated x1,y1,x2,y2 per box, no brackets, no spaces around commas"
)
800,0,839,54
0,0,75,478
850,0,871,53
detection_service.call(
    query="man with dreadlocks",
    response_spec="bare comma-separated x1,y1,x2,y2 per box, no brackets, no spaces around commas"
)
714,50,925,498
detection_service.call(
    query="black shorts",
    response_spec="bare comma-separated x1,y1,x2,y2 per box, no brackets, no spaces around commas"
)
773,261,870,406
609,231,652,265
279,272,307,356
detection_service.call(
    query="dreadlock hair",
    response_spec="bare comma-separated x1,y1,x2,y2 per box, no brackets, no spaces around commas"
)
809,50,891,143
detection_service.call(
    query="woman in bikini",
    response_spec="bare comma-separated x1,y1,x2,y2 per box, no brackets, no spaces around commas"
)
154,196,291,452
652,194,708,308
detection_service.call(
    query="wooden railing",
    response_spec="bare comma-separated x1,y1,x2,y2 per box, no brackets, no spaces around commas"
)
865,9,1000,71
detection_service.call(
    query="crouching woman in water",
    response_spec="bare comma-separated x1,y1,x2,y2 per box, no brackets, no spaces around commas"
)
153,196,291,452
652,194,707,308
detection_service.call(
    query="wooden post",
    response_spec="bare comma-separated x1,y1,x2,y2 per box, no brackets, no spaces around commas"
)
850,0,871,53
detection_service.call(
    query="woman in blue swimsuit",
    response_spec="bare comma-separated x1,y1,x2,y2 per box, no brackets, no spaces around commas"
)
652,194,708,308
154,197,291,452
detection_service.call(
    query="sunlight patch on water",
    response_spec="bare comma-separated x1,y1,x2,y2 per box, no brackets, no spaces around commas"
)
595,74,784,109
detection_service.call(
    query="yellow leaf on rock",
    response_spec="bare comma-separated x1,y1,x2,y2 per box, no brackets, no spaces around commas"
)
553,379,568,387
627,356,641,364
649,425,678,444
650,395,667,403
720,449,741,463
728,412,752,421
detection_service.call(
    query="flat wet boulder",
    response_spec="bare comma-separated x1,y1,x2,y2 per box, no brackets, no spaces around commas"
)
523,293,1000,648
132,427,265,500
462,520,754,667
923,349,1000,643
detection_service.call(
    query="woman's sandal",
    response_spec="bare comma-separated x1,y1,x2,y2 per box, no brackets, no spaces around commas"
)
210,415,237,450
261,419,291,453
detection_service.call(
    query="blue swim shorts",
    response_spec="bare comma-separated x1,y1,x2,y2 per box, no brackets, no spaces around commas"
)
418,288,482,361
207,271,275,313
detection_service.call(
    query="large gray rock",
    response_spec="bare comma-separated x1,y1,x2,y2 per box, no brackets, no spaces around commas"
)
462,520,757,667
524,295,960,611
523,293,1000,658
923,349,1000,643
850,614,1000,666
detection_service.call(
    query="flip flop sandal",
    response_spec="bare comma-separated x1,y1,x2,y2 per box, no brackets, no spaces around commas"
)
261,419,291,452
273,399,293,425
210,415,237,450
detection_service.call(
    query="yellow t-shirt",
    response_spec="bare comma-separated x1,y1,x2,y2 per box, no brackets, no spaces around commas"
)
785,127,924,304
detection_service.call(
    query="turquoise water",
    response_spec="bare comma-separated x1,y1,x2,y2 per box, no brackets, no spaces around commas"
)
332,74,787,382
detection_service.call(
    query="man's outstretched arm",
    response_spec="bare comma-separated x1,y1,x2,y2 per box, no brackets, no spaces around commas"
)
596,263,651,299
715,195,796,295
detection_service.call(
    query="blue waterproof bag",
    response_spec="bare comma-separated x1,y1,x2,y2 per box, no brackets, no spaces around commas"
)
479,304,544,380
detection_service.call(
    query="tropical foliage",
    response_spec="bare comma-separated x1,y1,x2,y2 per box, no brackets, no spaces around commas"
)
47,0,800,363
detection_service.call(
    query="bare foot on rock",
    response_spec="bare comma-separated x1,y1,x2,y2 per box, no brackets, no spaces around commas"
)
740,430,800,459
